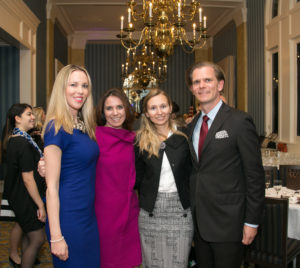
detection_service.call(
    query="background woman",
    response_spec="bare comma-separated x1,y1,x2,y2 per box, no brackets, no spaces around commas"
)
95,88,142,268
135,89,193,268
29,106,46,149
3,103,46,268
42,64,100,267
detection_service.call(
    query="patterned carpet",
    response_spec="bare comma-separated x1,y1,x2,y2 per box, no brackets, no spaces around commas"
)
0,221,53,268
0,191,53,268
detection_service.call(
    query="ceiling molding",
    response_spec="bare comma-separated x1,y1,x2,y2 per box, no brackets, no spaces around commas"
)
56,7,75,34
209,7,246,37
52,0,246,45
0,0,40,49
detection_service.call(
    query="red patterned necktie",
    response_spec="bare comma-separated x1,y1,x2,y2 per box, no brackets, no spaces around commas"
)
198,115,209,160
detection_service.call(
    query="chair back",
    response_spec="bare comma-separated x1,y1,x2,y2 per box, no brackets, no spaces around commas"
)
264,166,278,187
245,197,288,268
279,165,300,190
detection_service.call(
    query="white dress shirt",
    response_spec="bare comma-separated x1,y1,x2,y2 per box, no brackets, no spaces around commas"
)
158,131,178,193
192,100,223,160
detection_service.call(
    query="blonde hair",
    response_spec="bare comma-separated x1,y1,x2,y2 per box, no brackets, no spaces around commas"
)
32,107,45,130
42,64,96,140
136,89,186,158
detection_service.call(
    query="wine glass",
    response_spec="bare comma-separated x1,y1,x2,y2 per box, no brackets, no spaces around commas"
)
265,174,271,189
274,179,282,197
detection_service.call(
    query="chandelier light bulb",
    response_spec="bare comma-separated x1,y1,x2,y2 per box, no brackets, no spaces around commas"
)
149,2,153,18
199,8,202,23
128,8,131,23
121,16,124,30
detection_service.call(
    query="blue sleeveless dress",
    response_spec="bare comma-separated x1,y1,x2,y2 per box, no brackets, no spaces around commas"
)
44,123,100,267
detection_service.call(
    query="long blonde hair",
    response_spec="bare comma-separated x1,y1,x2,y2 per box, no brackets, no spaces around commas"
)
136,89,186,158
42,64,96,140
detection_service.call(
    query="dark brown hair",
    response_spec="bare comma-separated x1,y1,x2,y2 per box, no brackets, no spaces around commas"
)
95,88,135,130
185,61,226,87
2,103,32,152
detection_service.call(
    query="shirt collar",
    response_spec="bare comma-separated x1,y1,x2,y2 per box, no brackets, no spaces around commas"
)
202,100,223,122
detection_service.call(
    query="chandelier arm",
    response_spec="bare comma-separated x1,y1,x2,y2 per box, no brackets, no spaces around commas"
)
131,9,145,21
120,27,148,51
177,28,196,50
178,37,195,54
178,35,207,53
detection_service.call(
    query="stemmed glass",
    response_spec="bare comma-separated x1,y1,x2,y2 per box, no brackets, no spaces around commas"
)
265,175,271,190
274,179,282,197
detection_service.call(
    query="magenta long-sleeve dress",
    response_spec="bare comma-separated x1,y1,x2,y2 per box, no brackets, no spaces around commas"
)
95,126,142,268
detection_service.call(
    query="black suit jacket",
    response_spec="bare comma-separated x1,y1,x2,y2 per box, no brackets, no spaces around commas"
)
187,103,265,243
135,133,192,213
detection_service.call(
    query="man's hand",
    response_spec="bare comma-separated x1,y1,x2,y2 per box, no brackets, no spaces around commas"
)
242,225,257,245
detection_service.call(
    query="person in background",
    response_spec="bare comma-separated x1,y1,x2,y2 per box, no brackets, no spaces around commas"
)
220,93,227,104
95,88,142,268
171,101,186,127
132,96,145,131
135,89,193,268
29,107,46,149
1,123,22,267
186,61,265,268
3,103,46,268
42,64,100,267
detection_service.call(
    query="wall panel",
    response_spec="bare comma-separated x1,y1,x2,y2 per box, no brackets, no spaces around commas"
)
247,0,265,135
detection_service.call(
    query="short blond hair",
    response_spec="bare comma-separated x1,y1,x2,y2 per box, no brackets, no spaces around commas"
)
42,64,96,140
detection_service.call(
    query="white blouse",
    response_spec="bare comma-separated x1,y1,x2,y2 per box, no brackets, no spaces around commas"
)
158,132,178,193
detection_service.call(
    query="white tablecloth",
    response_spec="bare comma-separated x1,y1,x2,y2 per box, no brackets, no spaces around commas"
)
288,204,300,240
266,187,300,240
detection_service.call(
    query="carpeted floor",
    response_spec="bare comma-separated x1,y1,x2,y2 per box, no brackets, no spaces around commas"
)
0,189,53,268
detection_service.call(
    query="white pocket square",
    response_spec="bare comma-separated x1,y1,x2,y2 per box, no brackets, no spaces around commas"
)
215,130,229,139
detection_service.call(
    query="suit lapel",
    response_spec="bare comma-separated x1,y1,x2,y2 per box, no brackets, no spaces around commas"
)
200,103,231,157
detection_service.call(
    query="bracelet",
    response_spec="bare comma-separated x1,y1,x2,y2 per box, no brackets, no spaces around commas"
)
50,236,64,243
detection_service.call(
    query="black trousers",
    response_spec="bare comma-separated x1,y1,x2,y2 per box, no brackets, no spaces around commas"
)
194,219,244,268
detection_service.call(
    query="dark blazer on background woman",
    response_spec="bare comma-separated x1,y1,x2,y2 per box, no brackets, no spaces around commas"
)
135,132,191,213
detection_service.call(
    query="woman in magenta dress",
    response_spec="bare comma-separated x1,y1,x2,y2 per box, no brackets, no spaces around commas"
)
95,88,142,268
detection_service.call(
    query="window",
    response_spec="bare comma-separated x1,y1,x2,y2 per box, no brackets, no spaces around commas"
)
272,52,279,134
272,0,279,18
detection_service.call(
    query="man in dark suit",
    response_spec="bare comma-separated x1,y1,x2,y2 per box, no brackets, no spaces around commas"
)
186,61,265,268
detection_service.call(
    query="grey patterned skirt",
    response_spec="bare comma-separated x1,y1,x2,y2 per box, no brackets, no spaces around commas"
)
139,192,193,268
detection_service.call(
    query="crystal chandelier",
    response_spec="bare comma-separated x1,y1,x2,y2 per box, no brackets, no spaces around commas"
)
117,0,208,57
122,44,167,90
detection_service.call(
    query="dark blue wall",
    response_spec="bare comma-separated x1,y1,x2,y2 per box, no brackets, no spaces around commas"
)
85,44,194,113
213,21,237,63
0,46,20,137
23,0,47,108
54,23,68,66
85,43,125,104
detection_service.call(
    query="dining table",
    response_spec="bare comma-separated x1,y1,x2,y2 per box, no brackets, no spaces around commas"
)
265,187,300,240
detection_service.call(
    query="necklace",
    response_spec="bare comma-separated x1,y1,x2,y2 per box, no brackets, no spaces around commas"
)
73,117,86,133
